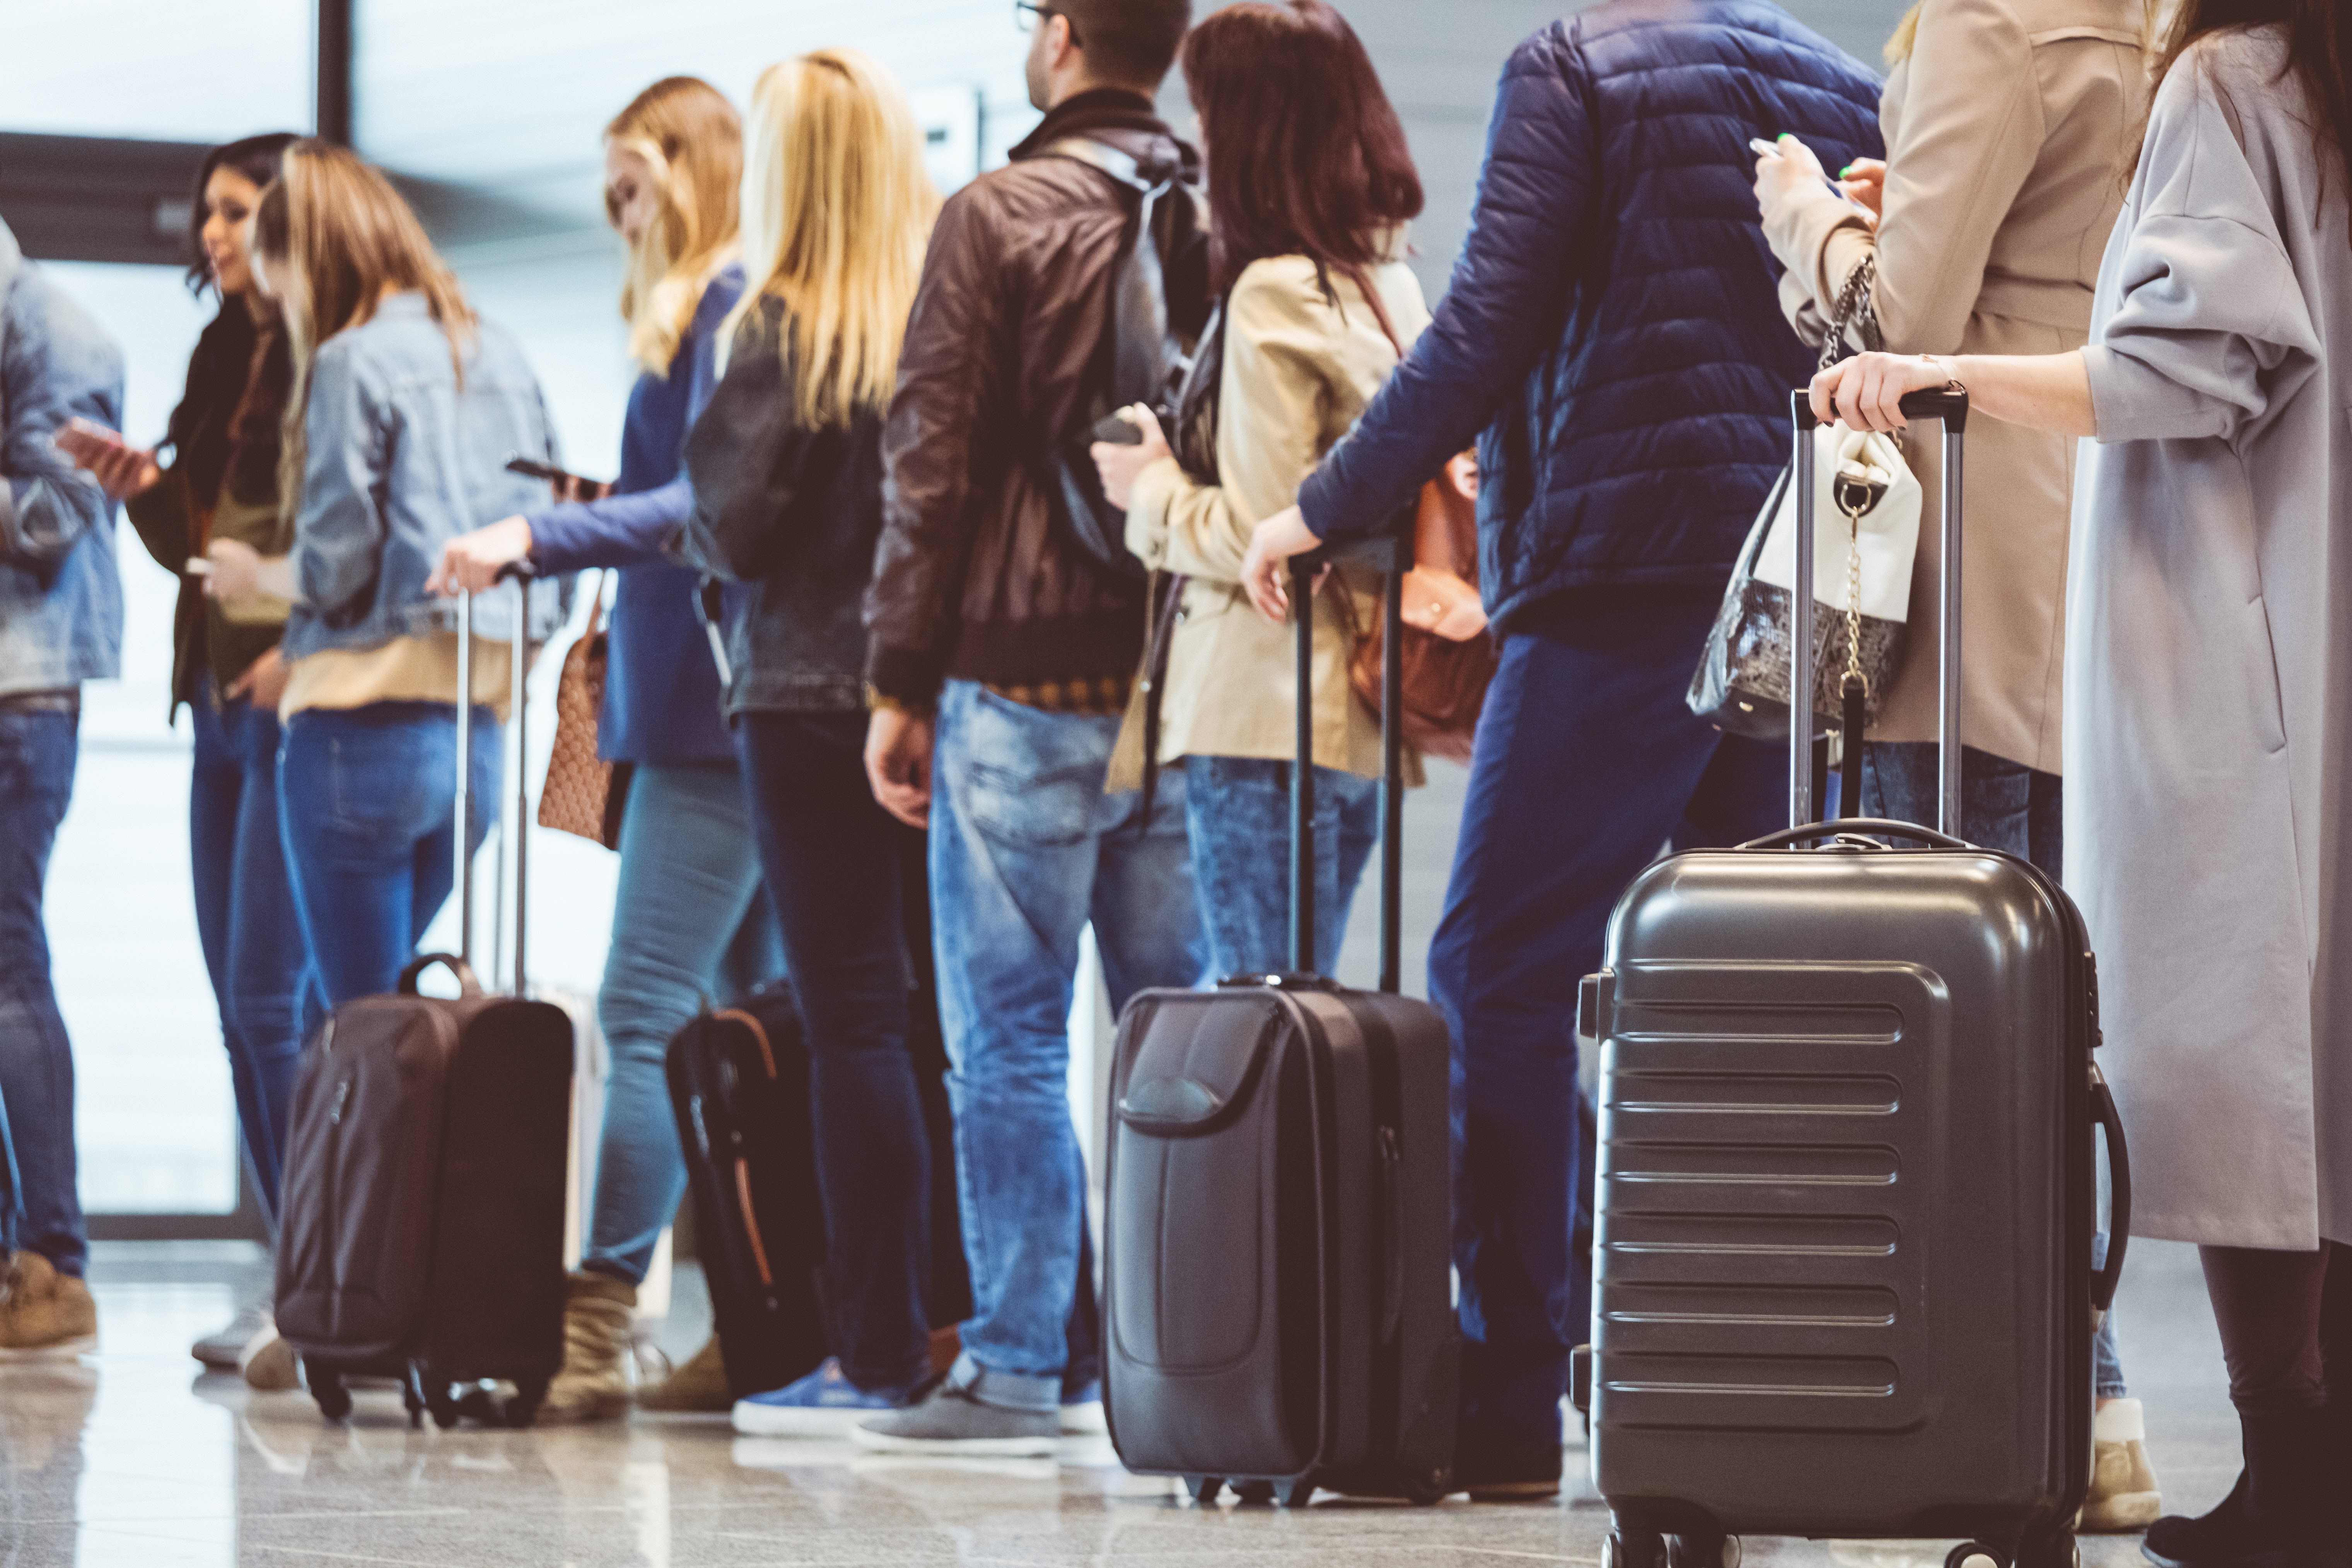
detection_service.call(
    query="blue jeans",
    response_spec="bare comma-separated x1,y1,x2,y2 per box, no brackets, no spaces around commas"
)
1429,594,1785,1452
582,761,782,1287
189,689,316,1223
738,712,938,1392
1863,740,2127,1400
930,682,1208,1412
278,702,500,1008
0,706,85,1275
1182,754,1379,979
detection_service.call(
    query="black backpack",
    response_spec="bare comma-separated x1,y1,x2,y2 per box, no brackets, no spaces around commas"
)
1041,137,1198,582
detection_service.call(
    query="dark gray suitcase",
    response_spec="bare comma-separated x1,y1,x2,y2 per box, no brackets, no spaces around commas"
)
1575,389,2132,1568
1103,537,1459,1507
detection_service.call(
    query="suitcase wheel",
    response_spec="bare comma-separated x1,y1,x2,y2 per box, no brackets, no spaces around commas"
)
1231,1481,1276,1506
502,1378,548,1429
1275,1475,1318,1509
311,1368,352,1422
1183,1476,1224,1505
1606,1530,1667,1568
1946,1544,2006,1568
2006,1533,2078,1568
1669,1533,1739,1568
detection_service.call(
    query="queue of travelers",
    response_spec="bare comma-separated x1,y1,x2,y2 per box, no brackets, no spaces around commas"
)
2,0,2349,1555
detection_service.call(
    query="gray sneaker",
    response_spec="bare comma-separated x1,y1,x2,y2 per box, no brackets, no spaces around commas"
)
852,1382,1058,1457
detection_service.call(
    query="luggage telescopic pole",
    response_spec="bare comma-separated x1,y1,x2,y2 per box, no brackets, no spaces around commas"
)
455,589,474,968
1789,392,1817,831
1290,558,1315,975
1938,422,1965,837
512,575,530,996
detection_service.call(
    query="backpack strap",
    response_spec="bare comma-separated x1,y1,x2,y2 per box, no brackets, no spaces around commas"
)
1037,137,1190,408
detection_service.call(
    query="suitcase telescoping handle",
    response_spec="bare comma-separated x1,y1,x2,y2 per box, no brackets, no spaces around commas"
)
1789,385,1968,835
1288,529,1408,991
453,564,537,995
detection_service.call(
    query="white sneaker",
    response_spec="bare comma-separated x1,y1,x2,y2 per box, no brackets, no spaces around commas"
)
192,1299,272,1369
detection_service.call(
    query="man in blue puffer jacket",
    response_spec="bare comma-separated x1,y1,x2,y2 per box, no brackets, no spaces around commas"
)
1239,0,1881,1495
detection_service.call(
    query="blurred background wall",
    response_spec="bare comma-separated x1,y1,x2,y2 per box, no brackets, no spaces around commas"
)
1,0,1912,1236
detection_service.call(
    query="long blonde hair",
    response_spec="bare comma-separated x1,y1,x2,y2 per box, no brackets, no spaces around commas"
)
608,77,743,376
726,49,938,428
254,140,473,516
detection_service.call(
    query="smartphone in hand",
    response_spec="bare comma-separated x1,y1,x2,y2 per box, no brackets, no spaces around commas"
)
1091,413,1145,447
504,455,612,502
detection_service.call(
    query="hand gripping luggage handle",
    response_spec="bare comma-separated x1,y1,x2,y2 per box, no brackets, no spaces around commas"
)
1787,386,1968,836
2091,1063,2132,1321
1289,529,1408,990
399,952,484,997
453,563,536,993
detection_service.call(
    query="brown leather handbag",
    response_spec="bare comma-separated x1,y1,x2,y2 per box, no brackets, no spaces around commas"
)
1349,460,1496,764
537,575,631,850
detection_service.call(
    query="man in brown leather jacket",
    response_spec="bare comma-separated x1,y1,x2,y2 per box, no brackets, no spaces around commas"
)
855,0,1209,1455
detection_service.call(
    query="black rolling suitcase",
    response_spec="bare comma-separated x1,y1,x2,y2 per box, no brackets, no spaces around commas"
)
275,577,576,1428
1103,537,1459,1508
667,846,972,1401
1576,389,2132,1568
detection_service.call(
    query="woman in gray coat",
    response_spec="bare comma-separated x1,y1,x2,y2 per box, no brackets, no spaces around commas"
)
1814,2,2352,1559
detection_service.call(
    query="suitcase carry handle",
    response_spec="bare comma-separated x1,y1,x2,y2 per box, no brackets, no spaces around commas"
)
1287,528,1409,990
1788,386,1968,834
2091,1065,2132,1320
400,952,483,997
1736,817,1970,853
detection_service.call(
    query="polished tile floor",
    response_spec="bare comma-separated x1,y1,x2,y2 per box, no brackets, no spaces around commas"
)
1,1239,2238,1567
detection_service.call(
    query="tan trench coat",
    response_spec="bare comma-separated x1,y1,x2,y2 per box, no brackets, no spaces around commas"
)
1109,251,1430,788
2070,26,2352,1249
1763,0,2147,774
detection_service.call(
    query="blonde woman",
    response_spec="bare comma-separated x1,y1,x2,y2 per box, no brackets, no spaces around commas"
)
206,143,561,1011
428,77,780,1421
1750,0,2156,1528
674,48,942,1435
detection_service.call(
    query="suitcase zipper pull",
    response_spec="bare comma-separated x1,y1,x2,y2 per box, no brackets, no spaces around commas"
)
328,1078,353,1126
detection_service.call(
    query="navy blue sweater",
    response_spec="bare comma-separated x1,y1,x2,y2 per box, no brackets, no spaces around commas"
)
1297,0,1881,633
526,265,745,764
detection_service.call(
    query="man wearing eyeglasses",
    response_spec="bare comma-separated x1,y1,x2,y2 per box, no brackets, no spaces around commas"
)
859,0,1207,1457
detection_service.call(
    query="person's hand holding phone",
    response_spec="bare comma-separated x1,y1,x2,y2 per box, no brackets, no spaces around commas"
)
1089,404,1171,511
55,418,162,500
1838,157,1887,222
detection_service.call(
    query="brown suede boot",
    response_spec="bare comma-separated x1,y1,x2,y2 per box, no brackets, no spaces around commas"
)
0,1252,98,1360
536,1271,637,1423
637,1334,731,1413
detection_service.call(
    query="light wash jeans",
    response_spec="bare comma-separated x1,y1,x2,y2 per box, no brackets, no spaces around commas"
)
929,681,1207,1413
1865,740,2127,1399
582,761,782,1286
1181,754,1378,980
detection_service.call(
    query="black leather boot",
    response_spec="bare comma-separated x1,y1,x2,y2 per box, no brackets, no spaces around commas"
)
2142,1408,2347,1568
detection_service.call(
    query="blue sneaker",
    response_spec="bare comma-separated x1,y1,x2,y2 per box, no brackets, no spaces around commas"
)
732,1358,915,1437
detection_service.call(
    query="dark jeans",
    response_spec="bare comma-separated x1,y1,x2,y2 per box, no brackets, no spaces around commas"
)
1182,754,1379,978
1864,741,2124,1398
278,702,500,1008
1429,594,1784,1450
736,710,934,1393
189,689,316,1223
0,706,85,1276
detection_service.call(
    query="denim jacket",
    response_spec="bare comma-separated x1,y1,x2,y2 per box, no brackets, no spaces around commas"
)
0,218,126,696
282,292,568,661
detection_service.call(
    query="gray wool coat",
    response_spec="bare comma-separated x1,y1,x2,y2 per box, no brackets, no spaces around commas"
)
2067,24,2352,1249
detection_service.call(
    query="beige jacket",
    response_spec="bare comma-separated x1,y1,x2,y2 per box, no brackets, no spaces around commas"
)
1763,0,2146,774
1111,252,1430,785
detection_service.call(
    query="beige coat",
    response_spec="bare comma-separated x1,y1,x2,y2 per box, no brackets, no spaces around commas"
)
1764,0,2147,774
2070,27,2352,1249
1111,252,1431,785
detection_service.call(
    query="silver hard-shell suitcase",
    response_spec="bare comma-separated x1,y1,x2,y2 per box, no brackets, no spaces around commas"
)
1576,389,2132,1568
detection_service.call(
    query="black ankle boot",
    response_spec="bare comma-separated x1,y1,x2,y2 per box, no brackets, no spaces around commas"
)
2142,1408,2346,1568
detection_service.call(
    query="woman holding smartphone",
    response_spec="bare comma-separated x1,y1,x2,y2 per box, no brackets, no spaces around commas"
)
207,142,564,1022
676,48,940,1432
60,131,311,1381
428,77,782,1421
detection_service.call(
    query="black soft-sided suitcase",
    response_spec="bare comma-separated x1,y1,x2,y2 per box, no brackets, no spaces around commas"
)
1576,390,2132,1568
667,843,972,1401
276,576,576,1428
1104,536,1459,1507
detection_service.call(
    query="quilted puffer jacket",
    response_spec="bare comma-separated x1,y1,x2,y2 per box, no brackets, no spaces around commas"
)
1296,0,1883,635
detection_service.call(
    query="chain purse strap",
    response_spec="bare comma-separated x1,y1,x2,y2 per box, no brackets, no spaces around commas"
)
1823,251,1889,711
1818,249,1883,373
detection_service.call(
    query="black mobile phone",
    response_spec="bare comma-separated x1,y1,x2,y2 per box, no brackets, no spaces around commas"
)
505,455,568,483
1091,413,1145,447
